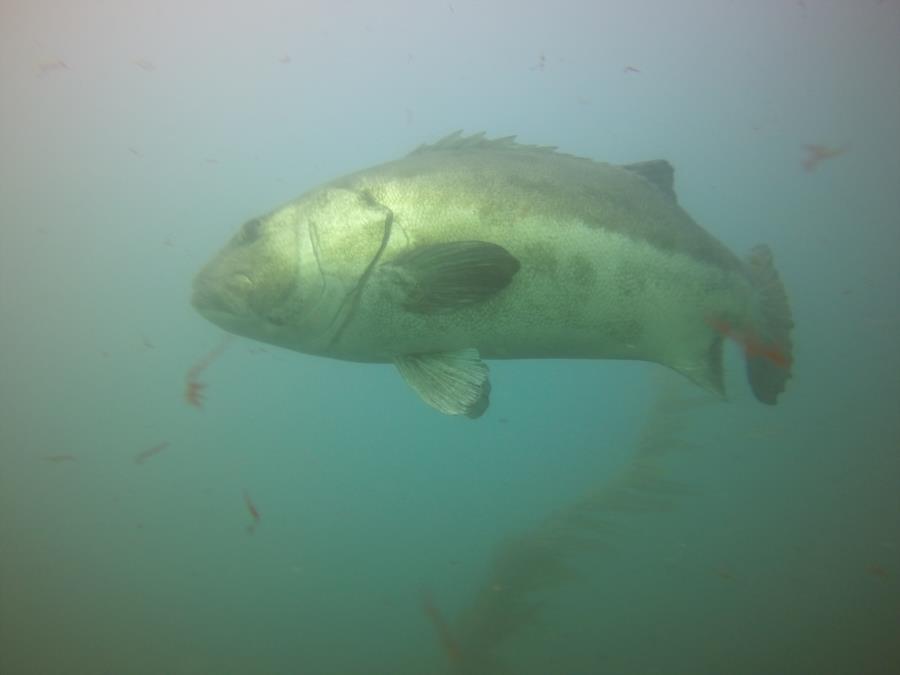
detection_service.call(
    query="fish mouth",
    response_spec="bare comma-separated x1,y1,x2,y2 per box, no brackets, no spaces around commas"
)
191,272,253,320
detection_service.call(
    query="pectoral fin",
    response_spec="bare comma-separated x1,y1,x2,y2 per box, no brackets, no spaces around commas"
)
388,241,520,313
394,348,491,418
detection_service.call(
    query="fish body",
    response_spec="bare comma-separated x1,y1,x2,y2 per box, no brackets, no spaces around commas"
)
192,132,793,416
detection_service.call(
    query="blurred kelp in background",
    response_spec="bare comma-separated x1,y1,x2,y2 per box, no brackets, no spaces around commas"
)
425,373,717,674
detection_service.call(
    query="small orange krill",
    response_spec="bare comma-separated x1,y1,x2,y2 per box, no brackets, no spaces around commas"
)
867,563,888,580
184,336,231,409
184,380,207,408
134,441,170,465
243,490,261,534
802,144,847,172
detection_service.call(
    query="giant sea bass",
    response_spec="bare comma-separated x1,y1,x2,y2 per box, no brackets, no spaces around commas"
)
192,132,794,417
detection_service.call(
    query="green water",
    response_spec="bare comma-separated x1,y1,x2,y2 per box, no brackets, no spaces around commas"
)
2,2,898,674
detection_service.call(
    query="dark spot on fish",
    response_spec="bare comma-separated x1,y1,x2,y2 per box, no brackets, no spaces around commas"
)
523,243,559,278
610,318,642,343
568,254,595,287
506,173,559,199
615,267,647,297
509,165,742,271
241,218,262,243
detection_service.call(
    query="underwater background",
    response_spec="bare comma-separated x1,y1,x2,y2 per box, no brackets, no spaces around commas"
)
1,1,898,673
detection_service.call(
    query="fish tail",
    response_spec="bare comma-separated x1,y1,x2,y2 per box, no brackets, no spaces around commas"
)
744,244,794,404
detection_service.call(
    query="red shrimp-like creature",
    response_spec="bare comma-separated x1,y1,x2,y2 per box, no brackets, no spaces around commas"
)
184,336,231,408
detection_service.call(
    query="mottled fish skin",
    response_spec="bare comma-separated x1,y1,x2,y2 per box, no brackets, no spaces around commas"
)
192,132,792,409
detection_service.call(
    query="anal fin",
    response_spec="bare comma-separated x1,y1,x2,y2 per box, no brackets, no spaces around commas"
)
671,335,726,400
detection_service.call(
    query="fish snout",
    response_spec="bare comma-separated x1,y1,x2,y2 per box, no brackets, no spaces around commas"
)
191,272,253,317
190,282,217,313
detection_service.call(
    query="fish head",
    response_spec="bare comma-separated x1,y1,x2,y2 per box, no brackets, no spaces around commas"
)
192,208,303,346
192,187,394,353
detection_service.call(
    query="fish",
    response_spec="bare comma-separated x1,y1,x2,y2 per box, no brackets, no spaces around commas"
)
191,132,795,417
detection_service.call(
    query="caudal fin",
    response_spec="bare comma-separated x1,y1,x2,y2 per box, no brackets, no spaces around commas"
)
745,245,794,404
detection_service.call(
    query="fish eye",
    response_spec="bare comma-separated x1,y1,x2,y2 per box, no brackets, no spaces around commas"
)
241,218,262,242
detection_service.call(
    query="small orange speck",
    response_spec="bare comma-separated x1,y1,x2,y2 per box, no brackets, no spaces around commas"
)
867,563,888,579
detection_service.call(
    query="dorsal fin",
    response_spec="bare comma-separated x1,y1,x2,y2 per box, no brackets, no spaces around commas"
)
620,160,677,202
410,133,678,202
409,131,565,157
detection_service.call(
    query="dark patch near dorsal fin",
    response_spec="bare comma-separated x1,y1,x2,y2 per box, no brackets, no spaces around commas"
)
620,160,677,202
